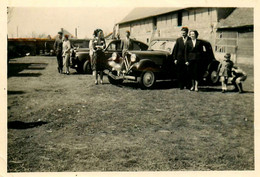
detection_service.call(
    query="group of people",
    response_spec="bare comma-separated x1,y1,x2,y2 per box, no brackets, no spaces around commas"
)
54,28,247,93
53,32,71,75
174,27,246,93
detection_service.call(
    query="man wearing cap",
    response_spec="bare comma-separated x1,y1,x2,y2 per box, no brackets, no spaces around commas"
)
173,27,191,89
53,31,63,73
218,53,234,93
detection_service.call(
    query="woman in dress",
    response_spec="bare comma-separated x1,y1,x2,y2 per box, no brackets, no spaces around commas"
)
92,29,106,84
184,30,204,92
62,34,71,75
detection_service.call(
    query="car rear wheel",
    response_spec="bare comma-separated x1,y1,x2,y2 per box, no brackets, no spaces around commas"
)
209,70,219,85
83,61,92,74
139,70,156,89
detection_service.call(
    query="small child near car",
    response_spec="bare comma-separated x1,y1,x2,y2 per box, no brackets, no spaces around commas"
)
218,53,234,93
231,66,247,93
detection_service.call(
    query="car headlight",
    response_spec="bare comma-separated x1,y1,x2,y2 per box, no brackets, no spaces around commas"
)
112,52,117,60
130,54,136,62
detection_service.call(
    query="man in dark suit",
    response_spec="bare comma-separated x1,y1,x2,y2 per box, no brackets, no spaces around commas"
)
53,31,63,73
185,30,204,92
173,27,191,89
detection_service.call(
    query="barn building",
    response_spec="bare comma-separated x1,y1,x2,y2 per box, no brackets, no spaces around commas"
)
115,7,253,63
115,7,235,45
215,8,253,64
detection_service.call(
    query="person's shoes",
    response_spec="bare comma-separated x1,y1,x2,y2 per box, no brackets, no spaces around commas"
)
95,80,98,85
190,87,194,91
222,90,225,93
100,80,103,85
195,88,198,92
66,71,70,75
57,67,60,73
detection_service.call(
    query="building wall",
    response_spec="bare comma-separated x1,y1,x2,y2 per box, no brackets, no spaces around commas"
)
215,29,253,64
118,8,220,45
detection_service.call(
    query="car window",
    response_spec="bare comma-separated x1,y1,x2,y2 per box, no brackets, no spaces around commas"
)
149,40,176,53
107,43,117,51
133,42,141,50
71,40,89,48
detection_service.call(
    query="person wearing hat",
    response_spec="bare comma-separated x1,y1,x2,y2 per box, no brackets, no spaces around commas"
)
62,34,71,75
53,31,63,73
218,53,234,93
231,66,247,93
173,27,191,90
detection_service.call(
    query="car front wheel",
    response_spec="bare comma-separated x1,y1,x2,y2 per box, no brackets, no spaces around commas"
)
83,61,92,74
139,70,156,89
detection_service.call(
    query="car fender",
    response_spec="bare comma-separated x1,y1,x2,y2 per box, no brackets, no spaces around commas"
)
207,60,220,72
133,59,160,72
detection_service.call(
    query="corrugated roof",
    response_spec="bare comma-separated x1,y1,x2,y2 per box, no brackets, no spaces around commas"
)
217,8,253,28
118,7,185,24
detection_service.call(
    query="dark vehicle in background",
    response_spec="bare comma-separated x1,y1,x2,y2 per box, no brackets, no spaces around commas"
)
72,39,148,74
107,38,220,89
69,39,91,73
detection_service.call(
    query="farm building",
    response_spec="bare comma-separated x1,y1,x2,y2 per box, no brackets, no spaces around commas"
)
215,8,253,64
115,7,236,45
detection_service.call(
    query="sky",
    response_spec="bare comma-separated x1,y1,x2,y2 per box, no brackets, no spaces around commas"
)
7,7,133,38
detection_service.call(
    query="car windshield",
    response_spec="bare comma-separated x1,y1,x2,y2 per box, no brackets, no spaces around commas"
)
71,40,89,48
149,40,176,53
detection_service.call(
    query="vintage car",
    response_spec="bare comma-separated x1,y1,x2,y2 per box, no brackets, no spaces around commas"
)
106,38,220,89
72,39,148,74
69,38,91,73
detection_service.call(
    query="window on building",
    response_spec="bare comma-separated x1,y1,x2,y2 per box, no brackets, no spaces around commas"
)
177,11,182,26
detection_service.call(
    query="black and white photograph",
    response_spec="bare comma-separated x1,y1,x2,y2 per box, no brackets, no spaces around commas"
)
0,0,258,176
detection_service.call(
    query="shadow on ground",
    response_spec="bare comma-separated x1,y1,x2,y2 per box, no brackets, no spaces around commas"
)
8,121,48,129
8,63,48,78
8,90,26,95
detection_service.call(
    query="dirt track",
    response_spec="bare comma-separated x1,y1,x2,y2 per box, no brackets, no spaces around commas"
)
8,56,254,171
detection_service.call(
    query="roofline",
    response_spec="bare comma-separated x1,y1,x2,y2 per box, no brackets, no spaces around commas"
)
150,37,177,41
217,24,253,29
117,7,186,25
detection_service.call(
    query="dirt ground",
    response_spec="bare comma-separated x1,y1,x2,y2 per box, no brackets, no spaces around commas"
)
7,56,254,172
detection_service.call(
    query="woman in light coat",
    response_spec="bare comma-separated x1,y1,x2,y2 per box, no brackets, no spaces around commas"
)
62,34,71,75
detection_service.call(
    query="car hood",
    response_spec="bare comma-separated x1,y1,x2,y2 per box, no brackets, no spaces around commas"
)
129,50,171,60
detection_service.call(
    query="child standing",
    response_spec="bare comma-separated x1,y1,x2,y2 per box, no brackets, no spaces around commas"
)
218,53,234,93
